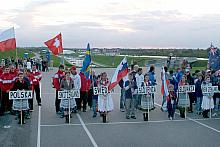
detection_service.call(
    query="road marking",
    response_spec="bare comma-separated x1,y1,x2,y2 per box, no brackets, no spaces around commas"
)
77,114,98,147
37,106,41,147
41,123,82,127
40,117,220,127
188,118,220,133
155,102,220,133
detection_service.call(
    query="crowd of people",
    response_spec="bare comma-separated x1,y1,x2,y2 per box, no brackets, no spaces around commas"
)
161,60,220,119
0,58,42,124
1,56,220,124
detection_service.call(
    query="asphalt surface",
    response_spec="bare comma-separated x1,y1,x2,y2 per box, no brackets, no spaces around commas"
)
0,67,220,147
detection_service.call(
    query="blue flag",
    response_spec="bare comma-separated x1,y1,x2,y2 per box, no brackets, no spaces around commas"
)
208,45,220,70
81,43,91,79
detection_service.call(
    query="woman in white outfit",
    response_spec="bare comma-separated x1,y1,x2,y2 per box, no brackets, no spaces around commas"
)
201,76,214,118
98,72,114,122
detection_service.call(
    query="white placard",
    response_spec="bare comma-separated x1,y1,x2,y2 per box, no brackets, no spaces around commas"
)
9,90,33,100
178,85,195,93
58,90,80,99
138,86,156,94
202,86,219,93
93,86,108,95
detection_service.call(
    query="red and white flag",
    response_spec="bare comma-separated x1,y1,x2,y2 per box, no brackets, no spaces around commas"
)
44,33,63,55
0,27,16,52
108,57,129,91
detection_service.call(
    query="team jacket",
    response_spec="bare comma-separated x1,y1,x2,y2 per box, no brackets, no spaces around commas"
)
52,70,65,90
10,69,18,78
0,73,16,92
79,72,90,92
32,70,42,86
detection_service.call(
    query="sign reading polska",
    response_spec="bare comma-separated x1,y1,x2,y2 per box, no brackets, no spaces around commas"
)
178,85,195,93
58,90,80,99
9,90,33,100
202,86,219,93
138,86,156,94
93,86,108,95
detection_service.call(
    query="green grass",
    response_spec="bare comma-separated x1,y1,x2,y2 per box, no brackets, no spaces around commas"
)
51,55,72,67
0,48,34,60
92,55,156,67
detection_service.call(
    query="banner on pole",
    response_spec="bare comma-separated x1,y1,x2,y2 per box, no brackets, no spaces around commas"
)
178,85,195,93
138,86,156,94
58,90,80,99
93,86,108,95
9,90,33,100
202,86,219,93
9,90,32,110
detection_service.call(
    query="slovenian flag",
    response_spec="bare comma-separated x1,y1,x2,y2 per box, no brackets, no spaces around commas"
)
0,27,16,52
81,43,91,79
109,57,129,91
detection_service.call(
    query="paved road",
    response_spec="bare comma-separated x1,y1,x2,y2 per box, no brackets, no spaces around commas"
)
1,67,220,147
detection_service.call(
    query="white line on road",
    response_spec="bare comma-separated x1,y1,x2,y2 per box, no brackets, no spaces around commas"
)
188,118,220,133
154,102,220,133
40,117,220,127
37,106,41,147
77,114,98,147
41,123,82,127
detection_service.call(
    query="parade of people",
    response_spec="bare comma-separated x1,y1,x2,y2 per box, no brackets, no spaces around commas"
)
1,1,220,145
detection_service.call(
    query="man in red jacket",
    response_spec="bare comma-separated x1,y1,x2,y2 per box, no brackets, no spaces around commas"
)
78,72,90,112
52,65,65,113
9,64,18,78
32,64,42,106
0,66,16,115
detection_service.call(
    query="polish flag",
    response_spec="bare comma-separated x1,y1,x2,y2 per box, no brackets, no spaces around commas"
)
108,57,129,91
0,27,16,52
44,33,63,55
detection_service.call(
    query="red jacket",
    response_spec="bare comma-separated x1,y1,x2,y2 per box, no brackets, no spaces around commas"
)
0,73,15,92
32,70,42,86
0,67,3,76
10,69,18,78
26,73,35,90
52,70,65,90
79,72,90,91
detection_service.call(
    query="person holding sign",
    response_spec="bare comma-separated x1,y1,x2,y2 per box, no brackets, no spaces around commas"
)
60,71,76,123
125,73,137,119
97,72,114,122
141,74,154,121
178,75,189,118
201,76,214,118
12,72,30,124
166,84,177,120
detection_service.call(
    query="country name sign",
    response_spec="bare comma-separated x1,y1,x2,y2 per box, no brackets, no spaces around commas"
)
58,90,80,99
9,90,33,100
93,86,108,95
202,86,220,93
178,85,195,93
138,86,156,94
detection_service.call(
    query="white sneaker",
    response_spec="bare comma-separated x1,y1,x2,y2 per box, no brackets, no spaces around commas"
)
212,113,217,117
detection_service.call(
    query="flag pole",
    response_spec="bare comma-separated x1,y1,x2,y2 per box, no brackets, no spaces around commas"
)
16,48,18,63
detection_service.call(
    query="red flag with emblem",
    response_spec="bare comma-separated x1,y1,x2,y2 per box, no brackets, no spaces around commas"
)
44,33,63,55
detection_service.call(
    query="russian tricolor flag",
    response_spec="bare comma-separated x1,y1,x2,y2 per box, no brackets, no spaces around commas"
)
109,57,129,91
0,27,16,52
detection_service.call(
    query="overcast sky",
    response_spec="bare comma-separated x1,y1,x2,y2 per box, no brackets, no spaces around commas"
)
1,0,220,48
